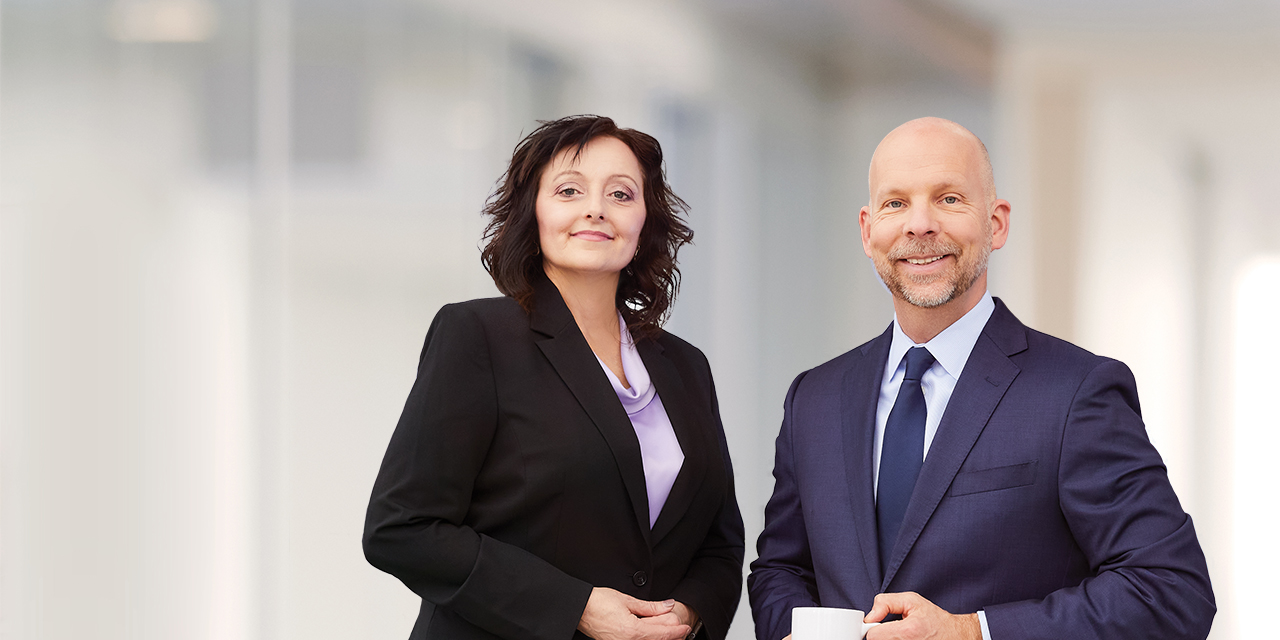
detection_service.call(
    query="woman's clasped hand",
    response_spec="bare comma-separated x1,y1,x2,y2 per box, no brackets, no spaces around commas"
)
577,588,698,640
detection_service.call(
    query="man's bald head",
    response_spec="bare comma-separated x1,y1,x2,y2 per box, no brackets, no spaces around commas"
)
858,116,1011,332
868,117,996,207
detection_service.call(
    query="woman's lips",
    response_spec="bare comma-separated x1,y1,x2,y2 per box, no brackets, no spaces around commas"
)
571,230,613,241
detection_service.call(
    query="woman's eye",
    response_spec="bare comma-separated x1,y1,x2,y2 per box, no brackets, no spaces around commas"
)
610,190,632,201
559,187,579,197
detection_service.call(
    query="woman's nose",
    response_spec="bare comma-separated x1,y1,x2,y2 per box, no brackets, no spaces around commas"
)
585,193,606,219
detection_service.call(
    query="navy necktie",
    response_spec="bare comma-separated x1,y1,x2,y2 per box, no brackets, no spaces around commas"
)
877,346,936,573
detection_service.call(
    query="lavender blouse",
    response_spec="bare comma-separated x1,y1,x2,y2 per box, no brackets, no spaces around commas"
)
594,315,685,528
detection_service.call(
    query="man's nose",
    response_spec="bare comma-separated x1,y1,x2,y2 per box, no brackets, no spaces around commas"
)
903,202,939,236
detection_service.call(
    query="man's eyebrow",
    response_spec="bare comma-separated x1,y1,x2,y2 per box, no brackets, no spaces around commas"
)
873,187,908,202
876,182,969,197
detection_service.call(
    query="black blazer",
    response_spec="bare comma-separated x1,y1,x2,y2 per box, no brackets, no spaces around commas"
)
364,276,745,640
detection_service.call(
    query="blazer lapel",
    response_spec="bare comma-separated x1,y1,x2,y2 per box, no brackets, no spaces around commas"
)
641,339,712,544
529,277,653,541
881,302,1027,588
844,325,894,590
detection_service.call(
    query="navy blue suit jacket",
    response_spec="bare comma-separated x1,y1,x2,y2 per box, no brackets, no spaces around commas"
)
748,299,1214,640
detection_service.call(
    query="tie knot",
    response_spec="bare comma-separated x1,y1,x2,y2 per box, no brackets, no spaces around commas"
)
903,347,936,381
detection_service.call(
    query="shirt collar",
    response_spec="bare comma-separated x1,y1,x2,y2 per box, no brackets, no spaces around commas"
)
596,312,656,414
887,292,995,381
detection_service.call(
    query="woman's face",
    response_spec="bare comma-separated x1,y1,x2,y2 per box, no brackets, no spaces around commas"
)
535,136,646,282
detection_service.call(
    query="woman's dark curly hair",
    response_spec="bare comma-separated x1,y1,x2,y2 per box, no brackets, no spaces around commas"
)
480,115,693,338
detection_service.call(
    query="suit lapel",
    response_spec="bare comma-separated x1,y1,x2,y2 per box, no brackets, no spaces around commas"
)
881,301,1027,588
844,325,893,589
641,339,712,544
529,277,652,541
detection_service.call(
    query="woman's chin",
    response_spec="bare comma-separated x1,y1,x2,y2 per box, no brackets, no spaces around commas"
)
545,260,628,280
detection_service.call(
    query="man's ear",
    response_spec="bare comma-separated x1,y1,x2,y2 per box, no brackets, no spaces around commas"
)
859,206,873,258
989,199,1011,251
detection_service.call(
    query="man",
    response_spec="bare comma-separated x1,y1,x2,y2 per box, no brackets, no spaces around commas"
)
747,118,1214,640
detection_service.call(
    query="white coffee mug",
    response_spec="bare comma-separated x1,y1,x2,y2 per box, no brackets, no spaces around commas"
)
791,606,880,639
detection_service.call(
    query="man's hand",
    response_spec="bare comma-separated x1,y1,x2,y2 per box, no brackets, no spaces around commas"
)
864,592,981,640
577,587,692,640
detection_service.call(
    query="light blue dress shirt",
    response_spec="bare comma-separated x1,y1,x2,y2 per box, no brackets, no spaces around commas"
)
873,291,996,640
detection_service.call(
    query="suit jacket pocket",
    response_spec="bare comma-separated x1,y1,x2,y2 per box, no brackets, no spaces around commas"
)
948,461,1037,497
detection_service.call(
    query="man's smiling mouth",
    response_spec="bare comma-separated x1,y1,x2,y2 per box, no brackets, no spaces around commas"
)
905,256,945,265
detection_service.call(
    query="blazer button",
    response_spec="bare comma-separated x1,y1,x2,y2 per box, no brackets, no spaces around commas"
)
632,570,648,587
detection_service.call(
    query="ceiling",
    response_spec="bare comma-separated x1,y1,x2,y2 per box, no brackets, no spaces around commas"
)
696,0,1280,89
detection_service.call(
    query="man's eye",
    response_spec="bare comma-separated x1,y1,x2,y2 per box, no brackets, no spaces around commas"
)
887,201,904,208
943,196,959,204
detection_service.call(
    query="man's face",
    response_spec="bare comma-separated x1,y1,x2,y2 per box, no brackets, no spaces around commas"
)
859,122,1009,310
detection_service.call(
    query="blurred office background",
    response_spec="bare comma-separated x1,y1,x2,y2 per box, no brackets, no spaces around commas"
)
2,0,1278,638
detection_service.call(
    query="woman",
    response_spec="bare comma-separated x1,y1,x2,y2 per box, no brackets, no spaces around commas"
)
363,115,744,640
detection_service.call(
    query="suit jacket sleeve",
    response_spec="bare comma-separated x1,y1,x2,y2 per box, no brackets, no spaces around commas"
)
983,359,1215,640
747,371,820,640
670,355,746,640
362,303,593,640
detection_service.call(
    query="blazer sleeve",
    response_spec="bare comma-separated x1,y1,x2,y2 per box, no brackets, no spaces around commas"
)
362,303,593,640
669,358,745,640
747,371,821,640
983,359,1216,640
